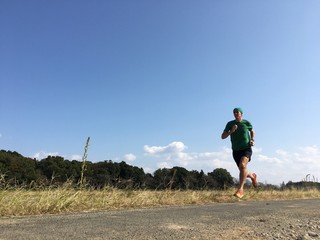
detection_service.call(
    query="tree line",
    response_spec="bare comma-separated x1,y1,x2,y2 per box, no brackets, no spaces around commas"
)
1,150,318,190
0,150,234,189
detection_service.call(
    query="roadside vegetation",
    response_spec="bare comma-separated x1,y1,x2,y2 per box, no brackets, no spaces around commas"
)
1,184,320,217
1,149,319,217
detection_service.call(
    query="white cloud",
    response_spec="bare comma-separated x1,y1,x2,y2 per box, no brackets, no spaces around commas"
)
124,153,136,162
256,154,283,164
144,145,163,155
143,141,235,174
300,145,320,155
142,167,154,174
71,155,82,161
297,145,320,164
32,151,59,160
275,149,288,157
272,146,320,165
140,142,320,185
144,141,186,155
32,152,83,161
157,161,172,169
253,145,320,184
252,147,262,153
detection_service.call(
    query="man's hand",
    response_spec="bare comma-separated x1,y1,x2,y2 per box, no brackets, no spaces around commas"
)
221,124,238,139
231,124,238,133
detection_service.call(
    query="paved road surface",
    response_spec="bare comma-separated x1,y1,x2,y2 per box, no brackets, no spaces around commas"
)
0,199,319,239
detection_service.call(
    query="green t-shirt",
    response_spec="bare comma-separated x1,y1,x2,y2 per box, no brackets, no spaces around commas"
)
224,119,253,151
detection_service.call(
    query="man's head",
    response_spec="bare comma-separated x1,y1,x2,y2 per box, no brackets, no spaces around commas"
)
233,107,243,121
233,107,243,114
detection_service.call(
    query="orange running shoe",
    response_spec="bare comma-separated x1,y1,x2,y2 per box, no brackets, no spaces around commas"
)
252,173,258,188
233,190,244,199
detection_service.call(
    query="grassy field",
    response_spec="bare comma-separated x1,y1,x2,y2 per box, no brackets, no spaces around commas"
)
1,186,320,217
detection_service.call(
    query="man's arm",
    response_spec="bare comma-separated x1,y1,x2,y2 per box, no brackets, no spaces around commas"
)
221,124,237,139
250,129,255,139
250,129,255,146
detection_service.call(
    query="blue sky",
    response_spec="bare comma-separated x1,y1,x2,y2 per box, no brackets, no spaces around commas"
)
1,1,320,185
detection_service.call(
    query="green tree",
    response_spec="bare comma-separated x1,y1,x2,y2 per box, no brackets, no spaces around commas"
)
89,161,112,187
153,168,171,189
0,150,39,184
194,170,208,189
37,156,69,183
208,168,234,189
171,167,190,190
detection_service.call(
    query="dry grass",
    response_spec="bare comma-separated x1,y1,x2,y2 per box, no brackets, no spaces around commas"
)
0,187,319,217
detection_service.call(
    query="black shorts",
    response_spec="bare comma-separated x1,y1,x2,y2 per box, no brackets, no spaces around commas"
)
232,147,252,167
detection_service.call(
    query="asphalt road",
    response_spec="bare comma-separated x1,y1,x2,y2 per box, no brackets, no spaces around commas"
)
0,199,319,240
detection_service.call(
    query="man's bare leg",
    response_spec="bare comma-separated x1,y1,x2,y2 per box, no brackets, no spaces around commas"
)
234,157,255,198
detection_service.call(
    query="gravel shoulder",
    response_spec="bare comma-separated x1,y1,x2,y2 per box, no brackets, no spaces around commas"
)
0,198,319,240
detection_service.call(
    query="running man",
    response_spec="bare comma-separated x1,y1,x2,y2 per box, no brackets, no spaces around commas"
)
221,107,258,198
